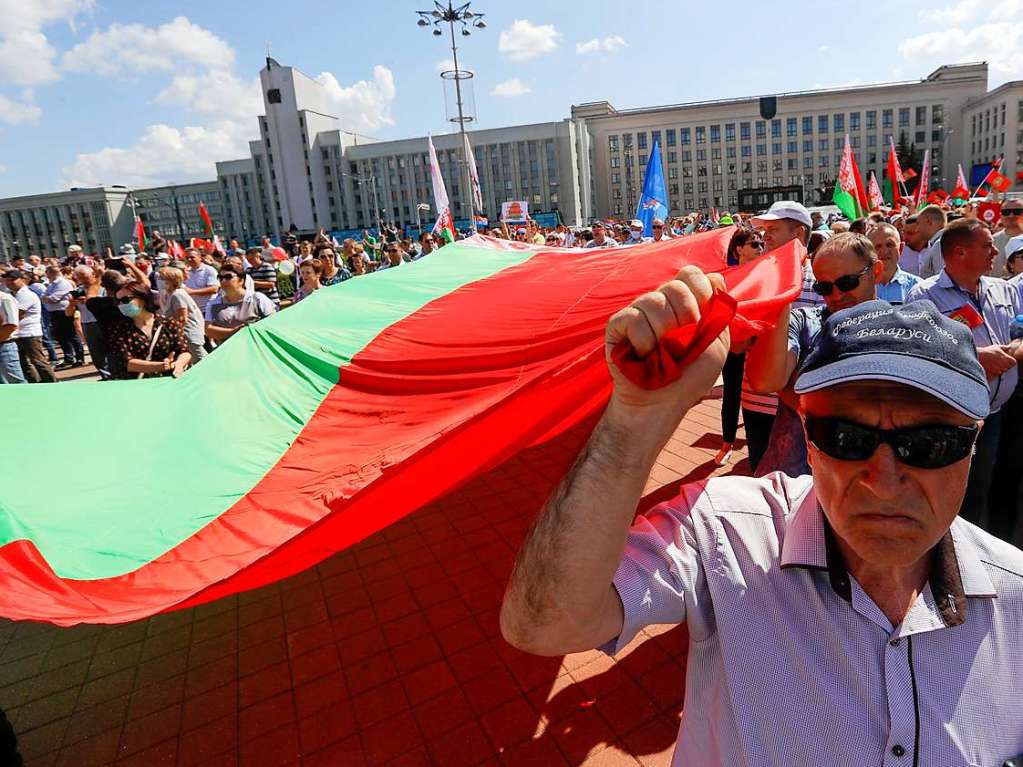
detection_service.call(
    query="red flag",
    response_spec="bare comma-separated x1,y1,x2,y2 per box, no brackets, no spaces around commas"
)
952,165,970,200
902,168,918,180
974,155,1004,196
198,202,214,236
927,190,949,205
990,172,1012,193
976,188,989,197
134,217,146,252
169,240,186,260
978,200,1002,226
948,303,984,329
867,172,885,211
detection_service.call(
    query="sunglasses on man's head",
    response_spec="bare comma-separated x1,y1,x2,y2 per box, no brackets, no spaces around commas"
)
812,263,872,296
804,416,978,469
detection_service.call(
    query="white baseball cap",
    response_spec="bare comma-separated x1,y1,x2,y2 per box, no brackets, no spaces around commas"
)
751,200,812,228
1006,233,1023,258
629,219,644,230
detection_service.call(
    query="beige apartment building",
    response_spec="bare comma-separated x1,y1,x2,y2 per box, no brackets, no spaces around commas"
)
573,62,989,215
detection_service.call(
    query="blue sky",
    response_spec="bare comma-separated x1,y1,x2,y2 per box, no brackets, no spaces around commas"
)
1,0,1019,197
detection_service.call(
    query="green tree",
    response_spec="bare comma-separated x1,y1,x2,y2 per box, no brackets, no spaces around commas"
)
896,132,921,175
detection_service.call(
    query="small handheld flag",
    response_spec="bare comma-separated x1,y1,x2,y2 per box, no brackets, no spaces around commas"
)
198,202,214,236
135,217,146,252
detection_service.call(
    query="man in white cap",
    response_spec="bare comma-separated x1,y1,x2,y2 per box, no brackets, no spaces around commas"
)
651,218,672,242
625,220,652,245
751,201,821,310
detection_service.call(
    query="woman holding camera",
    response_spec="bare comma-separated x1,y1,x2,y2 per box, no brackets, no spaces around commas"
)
107,281,191,379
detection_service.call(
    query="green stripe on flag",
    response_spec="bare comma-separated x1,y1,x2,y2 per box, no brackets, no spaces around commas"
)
0,242,536,580
832,188,860,220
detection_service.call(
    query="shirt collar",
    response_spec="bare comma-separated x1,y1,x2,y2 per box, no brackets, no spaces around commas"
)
780,496,995,627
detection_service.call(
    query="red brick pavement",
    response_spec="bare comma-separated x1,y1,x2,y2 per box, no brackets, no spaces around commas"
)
0,394,750,766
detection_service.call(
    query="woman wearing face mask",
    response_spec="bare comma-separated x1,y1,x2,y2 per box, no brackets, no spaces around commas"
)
108,281,191,379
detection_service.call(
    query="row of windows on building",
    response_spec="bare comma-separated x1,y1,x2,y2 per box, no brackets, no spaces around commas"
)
607,106,945,151
971,101,1017,137
608,138,940,174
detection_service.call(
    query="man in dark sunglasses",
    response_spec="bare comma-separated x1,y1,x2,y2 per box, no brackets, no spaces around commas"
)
907,217,1023,536
993,201,1023,276
503,269,1023,764
745,233,880,476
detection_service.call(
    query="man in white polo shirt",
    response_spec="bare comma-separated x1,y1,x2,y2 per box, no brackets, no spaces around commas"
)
2,269,55,383
0,286,25,383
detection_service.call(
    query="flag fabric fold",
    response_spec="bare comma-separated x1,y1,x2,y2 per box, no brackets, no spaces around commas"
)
428,135,455,243
883,136,906,207
0,230,804,625
635,135,669,236
135,217,146,252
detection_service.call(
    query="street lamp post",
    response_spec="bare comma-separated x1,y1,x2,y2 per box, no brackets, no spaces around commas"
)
942,128,956,189
341,171,380,231
415,202,431,232
416,1,486,234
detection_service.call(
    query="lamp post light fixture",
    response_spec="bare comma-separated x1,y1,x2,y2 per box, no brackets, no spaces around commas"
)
415,1,486,233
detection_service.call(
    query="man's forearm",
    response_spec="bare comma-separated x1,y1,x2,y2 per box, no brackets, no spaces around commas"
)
500,400,674,656
744,304,793,393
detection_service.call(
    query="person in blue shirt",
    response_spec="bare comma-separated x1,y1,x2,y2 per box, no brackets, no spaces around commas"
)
868,223,921,305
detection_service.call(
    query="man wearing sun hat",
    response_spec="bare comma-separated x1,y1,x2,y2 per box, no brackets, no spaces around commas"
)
502,259,1023,764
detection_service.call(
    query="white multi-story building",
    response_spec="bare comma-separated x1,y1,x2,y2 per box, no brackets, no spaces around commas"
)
573,62,989,216
216,57,589,239
962,79,1023,180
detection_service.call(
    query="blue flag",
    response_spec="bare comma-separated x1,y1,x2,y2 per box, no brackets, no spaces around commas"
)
635,135,669,237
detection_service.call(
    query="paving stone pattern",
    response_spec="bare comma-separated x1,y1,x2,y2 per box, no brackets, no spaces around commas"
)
0,395,750,766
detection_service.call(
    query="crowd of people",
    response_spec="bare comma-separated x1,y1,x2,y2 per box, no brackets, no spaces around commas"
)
2,198,1021,538
0,227,446,384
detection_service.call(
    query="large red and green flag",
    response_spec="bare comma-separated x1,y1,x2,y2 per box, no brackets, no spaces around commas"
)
833,134,863,219
427,134,455,243
198,201,214,236
974,155,1004,197
135,216,145,252
884,135,906,207
0,230,803,625
913,149,931,210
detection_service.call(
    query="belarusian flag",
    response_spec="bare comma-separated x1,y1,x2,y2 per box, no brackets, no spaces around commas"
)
0,229,804,625
427,134,455,243
867,172,885,211
199,202,214,236
135,216,146,252
884,136,906,206
974,155,1004,197
913,149,931,210
952,164,970,200
833,134,863,219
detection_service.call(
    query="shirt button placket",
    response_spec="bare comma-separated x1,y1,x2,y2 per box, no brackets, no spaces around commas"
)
883,636,914,765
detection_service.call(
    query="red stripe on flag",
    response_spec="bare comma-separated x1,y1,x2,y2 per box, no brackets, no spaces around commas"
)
0,232,804,624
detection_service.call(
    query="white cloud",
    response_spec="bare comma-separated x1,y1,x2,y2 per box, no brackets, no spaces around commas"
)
0,93,42,125
0,0,92,86
490,78,531,97
498,19,559,62
899,23,1023,76
62,121,252,188
0,164,6,174
155,69,262,120
818,44,831,53
314,66,397,133
61,16,233,76
922,0,1022,23
575,35,627,55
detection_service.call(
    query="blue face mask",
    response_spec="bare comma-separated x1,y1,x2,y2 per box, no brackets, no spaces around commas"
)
118,302,142,318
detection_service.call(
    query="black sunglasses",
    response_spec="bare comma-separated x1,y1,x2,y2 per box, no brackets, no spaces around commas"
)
748,240,765,249
804,416,978,469
116,295,138,304
1003,209,1023,216
813,263,872,296
217,273,237,280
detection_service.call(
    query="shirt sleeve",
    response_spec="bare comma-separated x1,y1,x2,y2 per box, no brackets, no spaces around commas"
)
203,300,216,322
203,266,219,289
602,496,709,656
786,308,805,358
257,294,276,316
